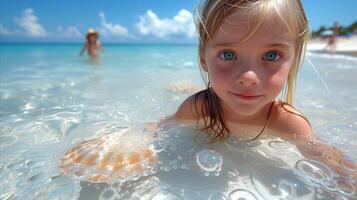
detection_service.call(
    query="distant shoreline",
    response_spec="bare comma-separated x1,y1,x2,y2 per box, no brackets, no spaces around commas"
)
0,42,198,46
307,35,357,57
308,50,357,57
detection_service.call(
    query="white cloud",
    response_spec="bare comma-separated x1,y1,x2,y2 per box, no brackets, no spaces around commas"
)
0,23,11,35
98,12,128,37
56,26,81,38
136,9,196,38
15,8,47,37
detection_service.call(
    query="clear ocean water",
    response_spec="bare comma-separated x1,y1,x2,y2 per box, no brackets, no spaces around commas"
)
1,43,357,200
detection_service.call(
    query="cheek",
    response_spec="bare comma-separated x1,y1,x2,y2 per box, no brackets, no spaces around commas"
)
207,60,233,85
267,63,291,91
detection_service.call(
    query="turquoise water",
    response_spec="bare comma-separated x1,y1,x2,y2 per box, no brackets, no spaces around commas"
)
1,44,357,199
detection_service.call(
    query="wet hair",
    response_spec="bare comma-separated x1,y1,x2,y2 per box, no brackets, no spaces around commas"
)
193,0,311,142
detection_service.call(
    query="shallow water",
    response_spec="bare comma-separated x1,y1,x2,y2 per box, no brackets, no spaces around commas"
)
0,44,357,199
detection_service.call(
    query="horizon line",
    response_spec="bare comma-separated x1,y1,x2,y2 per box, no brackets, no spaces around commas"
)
0,41,198,45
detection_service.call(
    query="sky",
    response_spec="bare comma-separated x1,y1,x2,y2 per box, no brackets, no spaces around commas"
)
0,0,356,43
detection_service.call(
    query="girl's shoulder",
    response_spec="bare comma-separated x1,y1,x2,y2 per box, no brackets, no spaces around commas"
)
174,90,206,122
268,100,313,140
174,95,314,140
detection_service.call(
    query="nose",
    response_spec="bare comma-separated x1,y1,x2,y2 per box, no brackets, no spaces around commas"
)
236,70,259,86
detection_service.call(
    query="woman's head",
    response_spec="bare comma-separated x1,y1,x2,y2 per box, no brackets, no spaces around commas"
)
195,0,311,105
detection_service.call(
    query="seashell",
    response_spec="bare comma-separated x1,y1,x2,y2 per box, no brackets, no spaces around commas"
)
60,128,157,183
168,80,199,93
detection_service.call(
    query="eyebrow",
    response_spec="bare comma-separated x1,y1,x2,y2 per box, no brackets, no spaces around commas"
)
264,42,292,49
212,41,292,49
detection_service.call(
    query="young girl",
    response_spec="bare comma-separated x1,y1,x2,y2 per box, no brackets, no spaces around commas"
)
79,28,104,59
61,0,356,183
174,0,312,143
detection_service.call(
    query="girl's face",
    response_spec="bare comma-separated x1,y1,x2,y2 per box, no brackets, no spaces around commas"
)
88,35,97,43
201,14,296,120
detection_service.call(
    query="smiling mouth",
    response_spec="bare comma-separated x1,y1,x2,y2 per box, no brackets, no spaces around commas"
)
230,92,263,101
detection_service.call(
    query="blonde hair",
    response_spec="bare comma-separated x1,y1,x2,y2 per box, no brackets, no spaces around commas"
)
193,0,311,142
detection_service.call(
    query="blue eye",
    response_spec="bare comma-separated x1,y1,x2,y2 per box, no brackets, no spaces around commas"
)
219,51,237,61
264,51,280,61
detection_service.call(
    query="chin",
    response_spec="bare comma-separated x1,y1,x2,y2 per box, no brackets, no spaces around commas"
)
230,103,262,116
235,107,260,116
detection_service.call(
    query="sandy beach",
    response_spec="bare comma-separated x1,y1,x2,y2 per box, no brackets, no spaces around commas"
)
307,35,357,57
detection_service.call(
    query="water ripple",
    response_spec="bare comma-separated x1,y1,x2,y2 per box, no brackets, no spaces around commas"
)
43,176,81,200
250,164,315,199
40,111,81,138
0,135,17,149
295,159,334,184
209,192,228,200
335,177,356,197
149,189,183,200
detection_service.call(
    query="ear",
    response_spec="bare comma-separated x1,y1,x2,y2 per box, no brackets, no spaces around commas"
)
200,54,208,72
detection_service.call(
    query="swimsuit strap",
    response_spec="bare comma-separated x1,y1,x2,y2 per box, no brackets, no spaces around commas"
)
247,100,275,142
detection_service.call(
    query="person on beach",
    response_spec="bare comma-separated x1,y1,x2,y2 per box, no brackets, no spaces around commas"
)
325,21,339,53
61,0,356,183
79,28,104,59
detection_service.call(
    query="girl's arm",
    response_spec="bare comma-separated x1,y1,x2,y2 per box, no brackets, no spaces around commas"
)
269,104,357,180
273,107,357,180
295,137,357,180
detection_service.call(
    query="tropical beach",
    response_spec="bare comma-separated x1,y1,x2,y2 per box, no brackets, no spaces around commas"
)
1,1,357,200
308,35,357,56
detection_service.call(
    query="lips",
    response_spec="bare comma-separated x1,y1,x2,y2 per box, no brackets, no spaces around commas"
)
230,92,263,101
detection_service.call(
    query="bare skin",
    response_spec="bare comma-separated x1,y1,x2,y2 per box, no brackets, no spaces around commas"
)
80,34,104,58
171,93,357,180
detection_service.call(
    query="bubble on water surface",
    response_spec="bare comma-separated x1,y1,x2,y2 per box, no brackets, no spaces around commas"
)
228,189,257,200
152,139,167,152
268,140,290,149
196,149,223,173
99,187,119,200
295,159,334,186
